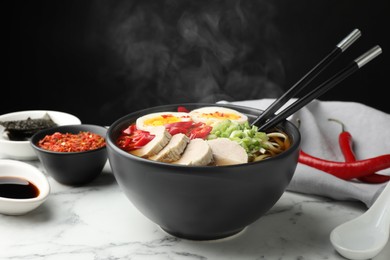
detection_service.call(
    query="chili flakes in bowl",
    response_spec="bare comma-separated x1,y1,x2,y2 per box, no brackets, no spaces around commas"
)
30,124,108,186
38,131,105,152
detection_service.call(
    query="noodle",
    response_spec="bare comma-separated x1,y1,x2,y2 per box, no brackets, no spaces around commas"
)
252,130,291,162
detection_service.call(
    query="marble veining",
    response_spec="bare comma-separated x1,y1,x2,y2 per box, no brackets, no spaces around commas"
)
1,161,389,260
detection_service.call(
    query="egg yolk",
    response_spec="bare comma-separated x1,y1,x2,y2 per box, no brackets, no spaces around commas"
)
200,112,240,120
144,114,186,126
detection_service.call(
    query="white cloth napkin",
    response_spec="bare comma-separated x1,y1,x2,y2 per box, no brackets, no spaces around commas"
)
219,99,390,208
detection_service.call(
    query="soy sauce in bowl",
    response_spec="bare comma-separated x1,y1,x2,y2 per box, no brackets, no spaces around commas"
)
0,160,50,215
0,176,40,199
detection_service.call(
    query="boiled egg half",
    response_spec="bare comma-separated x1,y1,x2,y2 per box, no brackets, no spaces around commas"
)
136,112,192,131
189,106,248,126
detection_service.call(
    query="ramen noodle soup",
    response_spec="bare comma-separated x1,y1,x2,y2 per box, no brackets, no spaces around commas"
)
116,106,291,166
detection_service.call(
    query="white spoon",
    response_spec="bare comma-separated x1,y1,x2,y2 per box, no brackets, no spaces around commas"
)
330,181,390,260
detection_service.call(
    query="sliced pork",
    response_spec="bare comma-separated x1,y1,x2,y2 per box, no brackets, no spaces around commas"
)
130,126,171,158
207,138,248,166
174,138,213,166
149,133,190,163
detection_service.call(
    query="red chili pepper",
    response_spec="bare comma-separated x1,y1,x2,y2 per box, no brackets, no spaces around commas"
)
122,124,137,135
117,124,155,151
188,124,212,139
177,106,190,113
165,121,212,140
329,118,390,183
299,150,390,180
165,121,193,130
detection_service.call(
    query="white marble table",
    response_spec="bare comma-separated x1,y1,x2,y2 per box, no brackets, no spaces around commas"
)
1,160,389,260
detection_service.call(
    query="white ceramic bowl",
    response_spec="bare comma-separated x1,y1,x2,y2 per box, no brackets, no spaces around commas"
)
0,110,81,160
0,159,50,215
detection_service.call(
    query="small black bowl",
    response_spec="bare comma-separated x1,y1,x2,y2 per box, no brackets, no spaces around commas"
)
31,124,107,186
106,103,301,240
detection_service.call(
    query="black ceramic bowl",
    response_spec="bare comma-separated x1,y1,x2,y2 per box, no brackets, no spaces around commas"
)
106,103,300,240
31,124,107,186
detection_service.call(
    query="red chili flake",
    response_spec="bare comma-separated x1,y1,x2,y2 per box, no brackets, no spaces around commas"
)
38,131,106,152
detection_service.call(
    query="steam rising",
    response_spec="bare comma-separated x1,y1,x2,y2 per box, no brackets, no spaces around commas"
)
91,0,284,113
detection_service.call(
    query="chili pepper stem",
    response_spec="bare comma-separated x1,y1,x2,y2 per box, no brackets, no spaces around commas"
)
328,118,346,132
329,118,390,183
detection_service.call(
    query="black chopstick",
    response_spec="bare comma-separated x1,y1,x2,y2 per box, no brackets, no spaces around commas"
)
251,29,362,127
256,45,382,132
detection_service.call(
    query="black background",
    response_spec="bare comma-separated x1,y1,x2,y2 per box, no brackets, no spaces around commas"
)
5,0,389,125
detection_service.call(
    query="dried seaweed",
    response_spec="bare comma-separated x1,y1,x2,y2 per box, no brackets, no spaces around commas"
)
0,113,58,141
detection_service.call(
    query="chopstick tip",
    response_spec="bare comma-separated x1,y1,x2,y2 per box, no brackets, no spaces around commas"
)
355,45,382,68
337,29,362,52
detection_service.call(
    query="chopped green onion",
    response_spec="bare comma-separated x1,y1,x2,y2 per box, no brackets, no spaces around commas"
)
208,119,269,159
